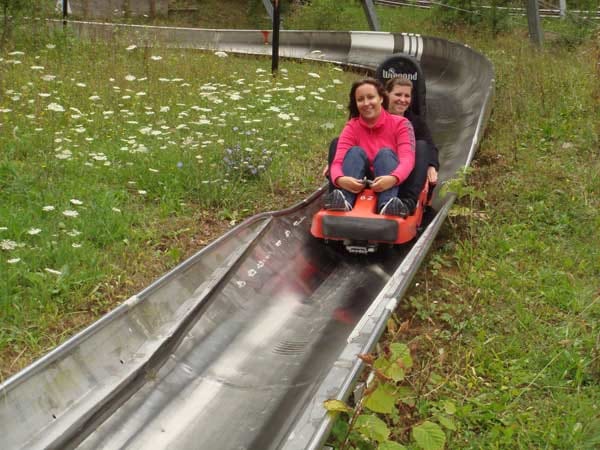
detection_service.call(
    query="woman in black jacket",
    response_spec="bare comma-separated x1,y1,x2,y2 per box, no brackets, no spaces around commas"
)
385,77,439,212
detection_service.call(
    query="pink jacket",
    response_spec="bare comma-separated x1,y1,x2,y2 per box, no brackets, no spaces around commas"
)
330,109,415,186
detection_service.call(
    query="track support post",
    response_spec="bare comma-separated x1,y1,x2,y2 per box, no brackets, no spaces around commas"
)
271,0,280,75
526,0,544,47
362,0,381,31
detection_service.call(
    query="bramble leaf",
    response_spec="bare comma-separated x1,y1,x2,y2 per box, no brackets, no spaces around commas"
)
379,440,408,450
323,399,353,414
437,414,457,431
387,362,406,382
390,343,413,369
443,400,456,415
364,383,396,414
396,386,416,406
354,414,390,443
412,421,446,450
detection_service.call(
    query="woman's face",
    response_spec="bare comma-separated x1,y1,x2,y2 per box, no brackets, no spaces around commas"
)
388,84,412,116
355,83,383,124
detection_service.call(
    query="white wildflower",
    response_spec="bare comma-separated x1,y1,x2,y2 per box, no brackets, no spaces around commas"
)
125,74,136,81
126,44,137,51
47,103,65,112
307,72,320,78
42,205,55,211
70,199,83,205
1,239,18,250
27,228,42,235
62,210,79,217
7,258,20,264
150,55,162,61
214,51,228,58
45,268,62,275
55,149,72,160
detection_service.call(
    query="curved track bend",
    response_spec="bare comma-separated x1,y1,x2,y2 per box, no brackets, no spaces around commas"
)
0,24,494,450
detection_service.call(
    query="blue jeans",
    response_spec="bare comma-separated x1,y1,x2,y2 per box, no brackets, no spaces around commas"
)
336,146,400,211
328,139,430,206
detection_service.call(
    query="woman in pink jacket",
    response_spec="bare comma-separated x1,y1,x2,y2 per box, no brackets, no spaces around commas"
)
325,78,416,217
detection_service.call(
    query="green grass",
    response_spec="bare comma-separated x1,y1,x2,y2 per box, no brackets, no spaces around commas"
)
391,23,600,450
0,25,359,376
428,41,600,447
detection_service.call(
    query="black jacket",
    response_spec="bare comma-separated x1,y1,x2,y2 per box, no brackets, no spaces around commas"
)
405,110,439,170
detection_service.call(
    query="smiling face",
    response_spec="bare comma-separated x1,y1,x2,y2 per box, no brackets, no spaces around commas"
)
354,83,383,125
388,84,412,116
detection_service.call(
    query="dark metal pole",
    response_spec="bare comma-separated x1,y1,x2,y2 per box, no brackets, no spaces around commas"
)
526,0,544,47
271,0,280,75
262,0,274,21
62,0,68,25
361,0,381,31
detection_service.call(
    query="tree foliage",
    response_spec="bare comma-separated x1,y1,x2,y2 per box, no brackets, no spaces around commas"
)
1,0,54,46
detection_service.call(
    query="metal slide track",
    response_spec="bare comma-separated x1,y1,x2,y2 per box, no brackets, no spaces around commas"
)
0,24,494,450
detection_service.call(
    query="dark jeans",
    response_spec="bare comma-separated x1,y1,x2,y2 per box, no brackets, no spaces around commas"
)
327,138,431,205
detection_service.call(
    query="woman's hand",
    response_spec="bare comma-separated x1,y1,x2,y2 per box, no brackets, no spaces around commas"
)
370,175,398,192
427,166,438,184
337,176,366,194
322,164,329,178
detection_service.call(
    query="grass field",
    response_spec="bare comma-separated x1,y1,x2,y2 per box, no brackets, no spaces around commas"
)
0,26,360,377
2,1,600,448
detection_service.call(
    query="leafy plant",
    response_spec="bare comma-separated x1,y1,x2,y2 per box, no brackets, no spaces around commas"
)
325,323,453,450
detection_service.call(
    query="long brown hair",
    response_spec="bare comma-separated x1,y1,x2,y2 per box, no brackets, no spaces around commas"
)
347,78,388,119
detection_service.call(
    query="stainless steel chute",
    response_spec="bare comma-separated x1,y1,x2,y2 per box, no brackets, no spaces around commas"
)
0,24,494,450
